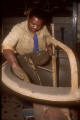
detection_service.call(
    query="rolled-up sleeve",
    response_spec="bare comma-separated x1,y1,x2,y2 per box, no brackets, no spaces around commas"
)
2,25,22,48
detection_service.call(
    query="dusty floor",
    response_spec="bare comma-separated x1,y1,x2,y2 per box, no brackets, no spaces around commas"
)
1,93,24,120
1,92,34,120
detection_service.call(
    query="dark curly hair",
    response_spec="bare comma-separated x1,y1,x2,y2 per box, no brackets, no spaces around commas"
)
28,8,48,21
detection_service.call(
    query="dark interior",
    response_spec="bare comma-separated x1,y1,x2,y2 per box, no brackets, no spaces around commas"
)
2,0,73,17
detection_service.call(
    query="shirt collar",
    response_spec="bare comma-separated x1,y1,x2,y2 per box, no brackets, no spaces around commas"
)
25,20,42,36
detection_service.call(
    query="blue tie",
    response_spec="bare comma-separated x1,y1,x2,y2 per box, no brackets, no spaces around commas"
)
33,33,39,52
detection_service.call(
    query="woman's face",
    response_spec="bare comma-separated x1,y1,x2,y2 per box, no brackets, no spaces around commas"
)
28,16,44,33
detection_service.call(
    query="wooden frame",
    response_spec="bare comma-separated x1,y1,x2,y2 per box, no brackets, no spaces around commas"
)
51,38,78,89
2,38,80,105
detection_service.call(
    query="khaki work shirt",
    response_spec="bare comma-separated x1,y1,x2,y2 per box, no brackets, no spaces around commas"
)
2,20,52,55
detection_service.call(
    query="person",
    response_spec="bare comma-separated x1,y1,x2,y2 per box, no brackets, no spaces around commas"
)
2,8,79,120
2,8,52,82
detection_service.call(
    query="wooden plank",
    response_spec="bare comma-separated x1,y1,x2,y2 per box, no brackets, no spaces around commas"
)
51,24,57,87
52,55,57,87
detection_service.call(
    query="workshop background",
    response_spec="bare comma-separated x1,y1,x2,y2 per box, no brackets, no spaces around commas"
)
1,0,80,120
